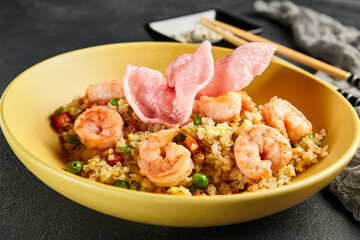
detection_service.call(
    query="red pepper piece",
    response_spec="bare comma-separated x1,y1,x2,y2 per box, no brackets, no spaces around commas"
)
107,153,124,166
52,112,73,129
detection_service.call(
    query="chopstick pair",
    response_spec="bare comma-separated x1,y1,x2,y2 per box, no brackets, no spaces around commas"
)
200,17,360,107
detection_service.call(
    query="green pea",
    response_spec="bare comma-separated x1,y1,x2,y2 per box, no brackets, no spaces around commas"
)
66,161,83,175
118,145,134,153
193,173,209,188
113,180,128,189
110,97,120,107
193,113,201,126
129,182,140,191
307,134,314,139
52,107,67,118
173,132,186,143
65,135,81,147
189,184,199,195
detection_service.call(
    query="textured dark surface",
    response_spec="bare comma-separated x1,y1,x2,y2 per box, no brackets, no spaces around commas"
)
1,0,360,239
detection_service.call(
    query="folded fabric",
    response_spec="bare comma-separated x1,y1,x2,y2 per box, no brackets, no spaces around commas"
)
254,0,360,77
254,0,360,221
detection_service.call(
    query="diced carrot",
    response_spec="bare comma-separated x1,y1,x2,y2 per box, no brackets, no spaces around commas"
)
51,112,73,129
184,135,201,154
107,153,124,166
193,189,206,196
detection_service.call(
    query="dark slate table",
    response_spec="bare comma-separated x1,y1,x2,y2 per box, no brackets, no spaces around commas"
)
1,0,359,239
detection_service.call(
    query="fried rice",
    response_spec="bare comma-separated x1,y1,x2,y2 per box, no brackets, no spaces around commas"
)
53,96,328,196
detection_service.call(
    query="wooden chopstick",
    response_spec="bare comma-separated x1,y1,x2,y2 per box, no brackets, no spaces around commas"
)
200,17,360,107
200,16,352,81
199,18,288,64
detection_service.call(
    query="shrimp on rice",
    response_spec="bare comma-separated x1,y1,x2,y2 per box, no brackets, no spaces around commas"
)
137,126,194,187
234,124,292,180
193,91,257,123
74,106,124,151
261,96,312,143
85,80,124,105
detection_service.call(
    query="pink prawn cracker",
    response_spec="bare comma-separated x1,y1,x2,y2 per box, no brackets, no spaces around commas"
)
123,41,276,126
123,41,214,126
197,42,277,98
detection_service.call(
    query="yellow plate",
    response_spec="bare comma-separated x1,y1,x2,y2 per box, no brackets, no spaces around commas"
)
1,42,359,227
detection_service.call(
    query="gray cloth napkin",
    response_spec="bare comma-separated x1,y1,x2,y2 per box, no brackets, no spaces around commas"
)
254,0,360,221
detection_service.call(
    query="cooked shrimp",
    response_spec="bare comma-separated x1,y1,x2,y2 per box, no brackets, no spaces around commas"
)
85,80,124,105
193,91,256,123
234,124,292,180
261,96,312,143
74,106,124,151
138,126,193,187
